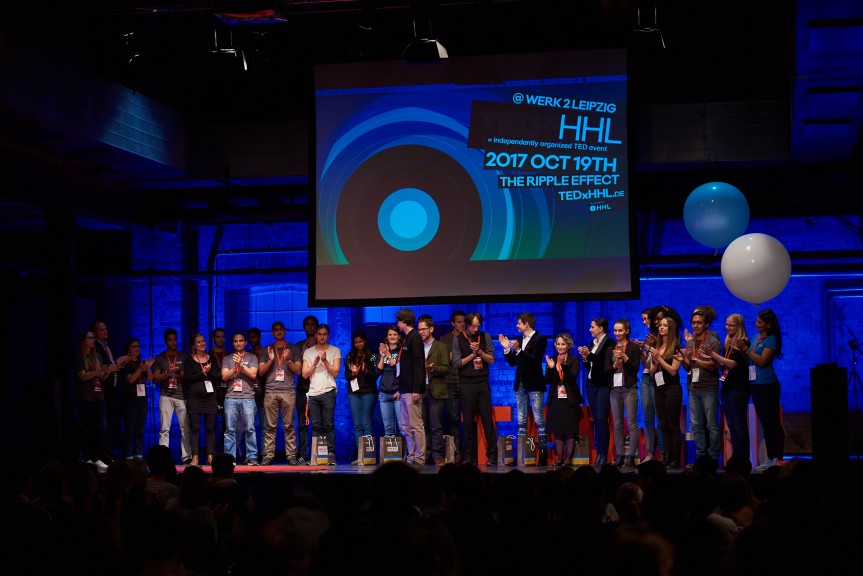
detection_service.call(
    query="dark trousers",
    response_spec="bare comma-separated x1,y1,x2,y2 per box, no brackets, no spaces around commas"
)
586,381,610,457
721,386,751,459
296,390,310,458
104,381,122,457
444,381,462,457
79,398,109,463
751,382,784,459
423,392,445,460
308,390,336,453
121,395,148,458
459,380,497,463
655,384,683,462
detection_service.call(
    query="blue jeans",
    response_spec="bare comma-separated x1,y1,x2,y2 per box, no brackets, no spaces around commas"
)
640,373,663,454
516,386,546,447
308,390,336,453
689,388,721,460
348,392,376,445
720,386,751,460
610,386,639,458
224,397,258,462
586,381,610,457
379,391,401,436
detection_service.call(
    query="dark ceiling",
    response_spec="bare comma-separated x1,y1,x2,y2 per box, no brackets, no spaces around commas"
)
0,1,861,246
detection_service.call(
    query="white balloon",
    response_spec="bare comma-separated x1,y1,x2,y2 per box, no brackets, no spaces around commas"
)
721,233,791,305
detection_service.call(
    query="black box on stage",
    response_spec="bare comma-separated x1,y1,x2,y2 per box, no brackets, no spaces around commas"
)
810,363,848,467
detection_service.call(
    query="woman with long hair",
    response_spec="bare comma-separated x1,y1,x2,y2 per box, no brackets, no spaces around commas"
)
650,317,683,469
119,337,152,460
346,331,378,464
75,330,110,470
736,308,784,471
703,313,751,461
578,318,615,466
605,319,641,468
377,326,403,436
184,333,218,466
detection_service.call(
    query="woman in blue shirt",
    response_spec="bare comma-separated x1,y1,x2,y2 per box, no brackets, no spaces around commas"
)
735,308,784,471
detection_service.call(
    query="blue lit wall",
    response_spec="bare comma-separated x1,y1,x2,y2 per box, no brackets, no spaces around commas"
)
119,215,862,464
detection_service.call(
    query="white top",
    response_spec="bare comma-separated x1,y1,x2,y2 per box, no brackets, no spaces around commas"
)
303,345,341,396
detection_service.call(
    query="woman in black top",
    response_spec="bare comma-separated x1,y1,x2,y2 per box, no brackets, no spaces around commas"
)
376,326,403,436
604,319,642,468
650,317,683,469
545,333,582,465
184,333,219,466
703,313,751,461
346,331,378,464
577,317,616,466
119,337,152,459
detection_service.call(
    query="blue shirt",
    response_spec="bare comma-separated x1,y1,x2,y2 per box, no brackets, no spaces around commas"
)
752,334,778,385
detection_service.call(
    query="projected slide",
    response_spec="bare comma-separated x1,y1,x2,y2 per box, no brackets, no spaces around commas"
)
313,49,634,304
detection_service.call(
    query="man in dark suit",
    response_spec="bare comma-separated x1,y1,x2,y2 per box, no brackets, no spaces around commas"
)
499,312,549,465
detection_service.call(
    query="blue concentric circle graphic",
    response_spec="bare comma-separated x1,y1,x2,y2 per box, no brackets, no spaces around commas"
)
378,188,440,251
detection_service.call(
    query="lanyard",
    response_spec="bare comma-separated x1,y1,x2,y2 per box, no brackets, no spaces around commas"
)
273,345,290,368
556,354,567,381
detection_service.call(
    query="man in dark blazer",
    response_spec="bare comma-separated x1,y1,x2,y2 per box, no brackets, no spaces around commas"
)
418,315,451,466
499,312,549,465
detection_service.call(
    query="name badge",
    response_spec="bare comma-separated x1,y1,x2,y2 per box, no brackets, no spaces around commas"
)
655,371,666,387
136,383,146,396
691,367,700,383
94,380,101,393
275,368,285,382
168,376,177,390
749,365,756,381
350,378,359,392
204,380,213,393
613,372,623,387
557,385,567,398
233,378,243,392
473,356,483,369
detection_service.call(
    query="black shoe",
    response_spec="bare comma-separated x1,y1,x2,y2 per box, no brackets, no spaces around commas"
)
612,456,625,467
624,456,636,468
296,456,307,465
594,454,607,466
261,457,273,466
538,448,548,467
246,459,260,466
287,457,298,466
486,460,498,467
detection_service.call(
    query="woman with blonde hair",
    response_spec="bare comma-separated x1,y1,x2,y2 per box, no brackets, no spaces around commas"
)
75,331,111,470
702,313,750,461
544,333,582,465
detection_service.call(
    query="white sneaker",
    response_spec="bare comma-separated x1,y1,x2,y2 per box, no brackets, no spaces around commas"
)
94,460,110,472
754,458,776,472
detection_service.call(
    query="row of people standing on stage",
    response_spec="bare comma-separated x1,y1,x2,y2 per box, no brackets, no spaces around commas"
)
579,305,784,472
75,304,784,471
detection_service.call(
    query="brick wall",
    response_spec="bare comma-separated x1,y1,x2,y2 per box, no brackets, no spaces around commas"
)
119,216,862,462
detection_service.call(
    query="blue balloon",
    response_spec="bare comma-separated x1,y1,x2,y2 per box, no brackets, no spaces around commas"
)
683,182,750,249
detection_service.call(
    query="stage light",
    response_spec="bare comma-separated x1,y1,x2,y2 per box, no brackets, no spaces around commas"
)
400,16,447,63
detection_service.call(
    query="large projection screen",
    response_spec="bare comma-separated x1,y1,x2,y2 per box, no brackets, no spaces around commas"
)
312,49,636,305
